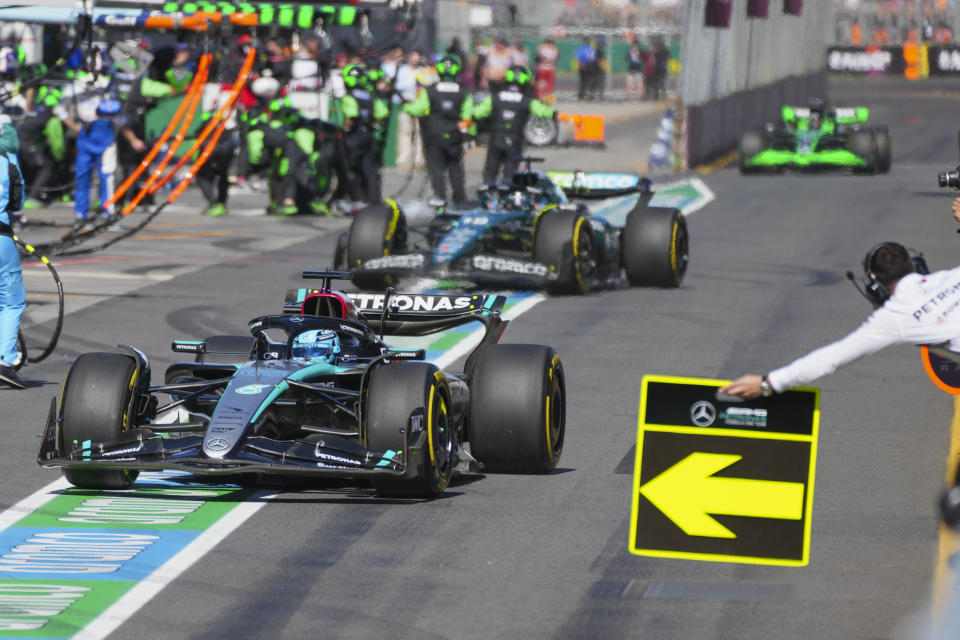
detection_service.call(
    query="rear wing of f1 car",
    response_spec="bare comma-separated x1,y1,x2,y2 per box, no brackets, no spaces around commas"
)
283,272,509,342
782,105,869,124
545,170,654,202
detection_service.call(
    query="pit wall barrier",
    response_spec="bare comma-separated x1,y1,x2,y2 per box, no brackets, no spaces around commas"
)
685,71,826,169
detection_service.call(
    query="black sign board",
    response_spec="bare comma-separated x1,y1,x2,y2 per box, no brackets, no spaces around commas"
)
629,375,820,566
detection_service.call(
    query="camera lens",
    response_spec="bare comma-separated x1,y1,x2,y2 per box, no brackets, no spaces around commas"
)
939,169,960,189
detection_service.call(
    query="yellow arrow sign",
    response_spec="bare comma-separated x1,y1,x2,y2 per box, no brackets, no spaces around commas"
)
639,452,805,539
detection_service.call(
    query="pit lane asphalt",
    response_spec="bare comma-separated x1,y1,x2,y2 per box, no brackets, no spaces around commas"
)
3,79,957,639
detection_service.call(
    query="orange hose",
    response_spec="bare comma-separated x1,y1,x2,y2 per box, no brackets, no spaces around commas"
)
122,58,210,214
105,53,211,211
168,103,232,202
146,47,256,198
121,55,211,214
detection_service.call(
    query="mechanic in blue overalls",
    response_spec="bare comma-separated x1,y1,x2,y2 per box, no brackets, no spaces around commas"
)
67,99,126,228
0,116,27,388
57,56,131,229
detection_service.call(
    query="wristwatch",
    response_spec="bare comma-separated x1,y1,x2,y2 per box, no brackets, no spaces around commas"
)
760,374,773,398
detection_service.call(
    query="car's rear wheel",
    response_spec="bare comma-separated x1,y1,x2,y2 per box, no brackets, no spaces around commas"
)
60,352,140,490
738,130,766,174
621,205,688,288
469,344,565,473
850,129,878,174
534,210,596,294
347,203,406,291
874,127,892,173
366,363,453,499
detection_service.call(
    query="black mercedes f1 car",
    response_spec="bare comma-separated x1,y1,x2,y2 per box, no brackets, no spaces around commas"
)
37,272,565,499
334,165,688,294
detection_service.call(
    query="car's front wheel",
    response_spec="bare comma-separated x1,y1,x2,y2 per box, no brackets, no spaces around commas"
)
60,352,141,490
366,363,453,499
874,127,892,173
534,211,596,294
850,129,878,174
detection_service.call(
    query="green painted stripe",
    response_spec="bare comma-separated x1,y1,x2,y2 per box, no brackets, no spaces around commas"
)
15,484,254,530
0,579,135,638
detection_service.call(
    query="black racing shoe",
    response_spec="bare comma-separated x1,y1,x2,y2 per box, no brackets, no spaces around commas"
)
0,364,26,389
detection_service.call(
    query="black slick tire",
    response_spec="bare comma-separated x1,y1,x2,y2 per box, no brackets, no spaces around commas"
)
850,129,878,174
621,205,688,288
874,127,892,173
468,344,565,473
534,210,595,294
60,352,140,490
347,203,405,291
366,362,453,499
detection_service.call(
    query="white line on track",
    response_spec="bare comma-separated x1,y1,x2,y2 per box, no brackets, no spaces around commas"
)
433,293,548,370
681,177,716,216
23,270,175,282
0,478,71,531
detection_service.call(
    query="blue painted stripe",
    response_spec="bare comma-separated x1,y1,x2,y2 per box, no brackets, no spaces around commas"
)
0,527,201,582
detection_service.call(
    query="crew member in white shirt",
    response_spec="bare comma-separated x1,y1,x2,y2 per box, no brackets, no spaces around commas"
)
721,242,960,399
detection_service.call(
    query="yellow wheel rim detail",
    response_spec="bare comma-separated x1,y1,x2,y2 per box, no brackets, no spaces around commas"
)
572,216,587,292
669,221,678,272
427,385,436,465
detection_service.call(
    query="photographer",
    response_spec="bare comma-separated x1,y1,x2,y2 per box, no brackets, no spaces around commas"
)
720,242,960,399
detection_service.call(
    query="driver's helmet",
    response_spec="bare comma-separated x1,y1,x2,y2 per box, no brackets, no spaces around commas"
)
808,98,825,128
504,188,527,209
291,329,341,362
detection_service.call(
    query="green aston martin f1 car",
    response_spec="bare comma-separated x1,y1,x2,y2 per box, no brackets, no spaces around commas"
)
738,99,891,175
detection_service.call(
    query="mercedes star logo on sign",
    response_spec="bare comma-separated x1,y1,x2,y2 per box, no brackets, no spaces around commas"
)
689,400,717,427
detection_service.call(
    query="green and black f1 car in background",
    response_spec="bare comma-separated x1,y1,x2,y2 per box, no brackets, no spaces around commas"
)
335,163,689,294
738,99,892,175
